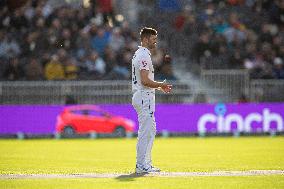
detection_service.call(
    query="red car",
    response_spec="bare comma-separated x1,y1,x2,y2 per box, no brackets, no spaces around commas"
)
56,105,135,137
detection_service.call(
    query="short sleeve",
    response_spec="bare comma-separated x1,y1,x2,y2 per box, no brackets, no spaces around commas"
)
138,57,151,71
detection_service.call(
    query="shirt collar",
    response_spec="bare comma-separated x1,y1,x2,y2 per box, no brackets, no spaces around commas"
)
138,46,151,56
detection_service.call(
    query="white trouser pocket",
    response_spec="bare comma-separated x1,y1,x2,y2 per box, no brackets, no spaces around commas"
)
141,91,155,114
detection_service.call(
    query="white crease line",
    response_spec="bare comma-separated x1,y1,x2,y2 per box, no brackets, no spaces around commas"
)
1,170,284,179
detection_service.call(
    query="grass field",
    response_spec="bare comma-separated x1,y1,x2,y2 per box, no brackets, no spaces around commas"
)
0,137,284,188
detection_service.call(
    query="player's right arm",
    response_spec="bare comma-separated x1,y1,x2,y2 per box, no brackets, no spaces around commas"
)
140,69,172,93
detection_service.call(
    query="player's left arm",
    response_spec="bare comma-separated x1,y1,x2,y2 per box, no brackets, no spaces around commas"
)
140,70,172,93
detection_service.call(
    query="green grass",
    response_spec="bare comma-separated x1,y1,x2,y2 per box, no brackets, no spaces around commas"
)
1,176,284,189
0,137,283,174
0,137,284,188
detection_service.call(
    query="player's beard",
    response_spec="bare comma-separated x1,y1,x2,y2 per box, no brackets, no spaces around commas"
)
149,42,157,50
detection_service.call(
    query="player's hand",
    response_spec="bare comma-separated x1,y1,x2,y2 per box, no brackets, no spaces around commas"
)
159,79,172,93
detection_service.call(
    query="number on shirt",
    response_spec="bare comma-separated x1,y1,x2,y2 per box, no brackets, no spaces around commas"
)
132,54,137,84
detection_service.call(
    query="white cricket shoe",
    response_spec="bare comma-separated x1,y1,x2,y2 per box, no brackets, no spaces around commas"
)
135,165,161,174
135,165,149,174
149,166,161,172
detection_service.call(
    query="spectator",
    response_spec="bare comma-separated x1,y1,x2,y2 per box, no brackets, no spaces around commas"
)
21,31,45,57
96,0,116,25
269,0,284,25
85,51,106,78
57,28,75,51
212,16,229,34
91,27,110,56
44,55,65,80
25,57,43,80
174,9,188,31
0,58,6,79
10,8,28,30
155,55,177,81
3,58,24,80
158,0,181,12
0,35,21,59
0,1,151,81
259,23,273,43
103,46,116,73
120,21,132,42
229,49,244,69
109,27,125,52
192,33,213,64
111,49,131,79
272,57,284,79
64,58,79,80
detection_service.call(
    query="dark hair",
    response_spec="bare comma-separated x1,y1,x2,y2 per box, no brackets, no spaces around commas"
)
140,27,157,40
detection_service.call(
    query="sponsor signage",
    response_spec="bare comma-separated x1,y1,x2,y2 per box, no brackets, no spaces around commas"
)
0,103,283,134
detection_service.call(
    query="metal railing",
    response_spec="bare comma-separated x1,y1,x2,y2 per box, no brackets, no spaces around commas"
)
250,80,284,102
0,80,192,104
0,71,283,104
201,69,250,102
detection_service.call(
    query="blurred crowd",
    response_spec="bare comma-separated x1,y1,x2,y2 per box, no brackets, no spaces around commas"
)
0,0,176,81
1,0,283,81
171,0,284,79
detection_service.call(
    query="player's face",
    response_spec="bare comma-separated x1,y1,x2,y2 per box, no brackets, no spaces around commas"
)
147,35,157,49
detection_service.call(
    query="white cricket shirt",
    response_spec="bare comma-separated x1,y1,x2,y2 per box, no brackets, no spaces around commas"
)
132,46,155,93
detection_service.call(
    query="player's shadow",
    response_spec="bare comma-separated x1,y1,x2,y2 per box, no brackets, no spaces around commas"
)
115,172,148,182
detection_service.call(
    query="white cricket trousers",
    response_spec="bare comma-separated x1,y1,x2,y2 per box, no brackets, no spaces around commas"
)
132,90,156,169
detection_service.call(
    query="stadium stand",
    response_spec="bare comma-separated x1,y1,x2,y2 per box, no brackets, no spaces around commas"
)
141,0,284,79
0,0,283,103
0,0,176,81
